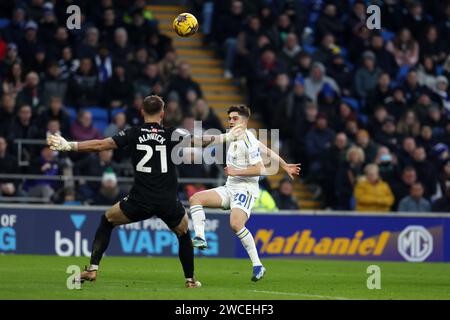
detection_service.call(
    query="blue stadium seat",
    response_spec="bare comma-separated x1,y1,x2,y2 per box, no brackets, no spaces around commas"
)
93,120,108,133
341,97,360,112
111,107,126,118
396,65,410,81
0,18,11,29
358,114,368,125
381,30,395,42
303,44,317,54
86,106,108,122
64,106,77,124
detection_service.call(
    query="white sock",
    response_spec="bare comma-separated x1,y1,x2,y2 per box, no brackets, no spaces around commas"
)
236,227,262,266
190,205,206,239
88,264,98,271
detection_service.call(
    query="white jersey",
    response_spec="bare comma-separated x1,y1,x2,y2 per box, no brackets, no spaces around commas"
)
225,129,262,196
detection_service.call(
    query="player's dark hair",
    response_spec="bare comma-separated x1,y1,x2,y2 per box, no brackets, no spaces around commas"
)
142,95,165,116
227,105,251,118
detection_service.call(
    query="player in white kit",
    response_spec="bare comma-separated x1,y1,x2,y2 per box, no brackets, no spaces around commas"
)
189,105,300,282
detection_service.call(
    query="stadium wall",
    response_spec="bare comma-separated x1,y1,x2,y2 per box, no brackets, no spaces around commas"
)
1,204,449,263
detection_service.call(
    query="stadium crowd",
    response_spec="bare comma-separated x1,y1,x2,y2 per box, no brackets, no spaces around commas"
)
191,0,450,212
0,0,449,212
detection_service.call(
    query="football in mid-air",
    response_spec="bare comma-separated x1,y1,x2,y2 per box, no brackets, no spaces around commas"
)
173,13,199,37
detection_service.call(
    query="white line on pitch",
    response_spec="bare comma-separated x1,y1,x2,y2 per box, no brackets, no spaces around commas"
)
249,289,350,300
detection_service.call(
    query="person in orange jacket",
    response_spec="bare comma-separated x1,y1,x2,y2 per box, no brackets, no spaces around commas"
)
354,163,395,212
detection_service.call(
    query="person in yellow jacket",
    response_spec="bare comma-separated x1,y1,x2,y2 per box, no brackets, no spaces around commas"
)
253,188,279,212
354,163,395,212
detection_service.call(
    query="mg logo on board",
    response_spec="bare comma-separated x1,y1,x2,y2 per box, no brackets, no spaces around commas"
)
398,226,433,262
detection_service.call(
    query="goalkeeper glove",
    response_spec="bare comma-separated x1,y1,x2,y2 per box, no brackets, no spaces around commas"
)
47,134,78,152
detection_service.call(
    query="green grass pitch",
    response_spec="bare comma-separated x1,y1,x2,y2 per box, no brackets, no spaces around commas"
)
0,255,449,300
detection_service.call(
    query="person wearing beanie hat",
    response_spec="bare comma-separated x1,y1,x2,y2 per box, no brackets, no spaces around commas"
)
304,61,340,102
92,169,124,206
354,50,382,99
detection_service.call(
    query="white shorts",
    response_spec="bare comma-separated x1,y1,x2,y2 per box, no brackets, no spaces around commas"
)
212,185,257,217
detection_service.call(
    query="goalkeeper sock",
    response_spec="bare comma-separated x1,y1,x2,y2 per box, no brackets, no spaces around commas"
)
90,215,114,266
190,205,206,240
236,227,262,266
177,231,194,279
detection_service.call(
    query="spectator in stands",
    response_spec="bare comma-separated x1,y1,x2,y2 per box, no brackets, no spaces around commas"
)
366,72,393,116
74,149,119,201
92,170,125,205
273,178,299,210
215,0,245,79
278,33,302,73
3,7,26,45
6,104,40,160
166,62,203,113
304,62,340,102
398,182,431,212
312,33,339,66
403,1,430,40
66,57,101,109
0,136,22,199
417,55,440,90
41,61,67,106
2,61,25,99
419,25,448,65
94,44,113,84
392,166,418,210
412,146,437,198
253,181,278,212
374,116,402,152
58,46,79,80
16,71,43,111
19,21,41,72
437,160,450,199
305,113,335,183
315,3,345,42
355,129,378,165
386,87,409,121
327,52,353,97
266,73,292,132
158,48,179,83
397,136,417,169
104,112,130,138
386,28,419,67
37,96,71,137
403,69,428,105
98,8,119,47
133,61,161,98
0,93,17,137
354,51,382,99
433,76,450,115
354,163,395,212
164,100,183,128
317,83,340,121
27,146,61,200
335,146,365,210
432,186,450,213
126,94,144,126
291,51,312,78
1,42,21,77
396,110,421,138
368,33,398,77
76,27,99,60
110,27,133,63
290,101,317,168
102,62,133,109
374,146,398,185
70,110,103,141
47,26,70,61
193,99,223,132
43,119,61,139
425,106,446,137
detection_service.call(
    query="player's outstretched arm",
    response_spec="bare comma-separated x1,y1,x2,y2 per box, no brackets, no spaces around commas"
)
258,142,301,179
47,134,117,152
192,124,245,147
224,162,265,177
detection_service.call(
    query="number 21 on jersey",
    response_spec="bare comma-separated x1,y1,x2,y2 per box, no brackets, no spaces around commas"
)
136,144,167,173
